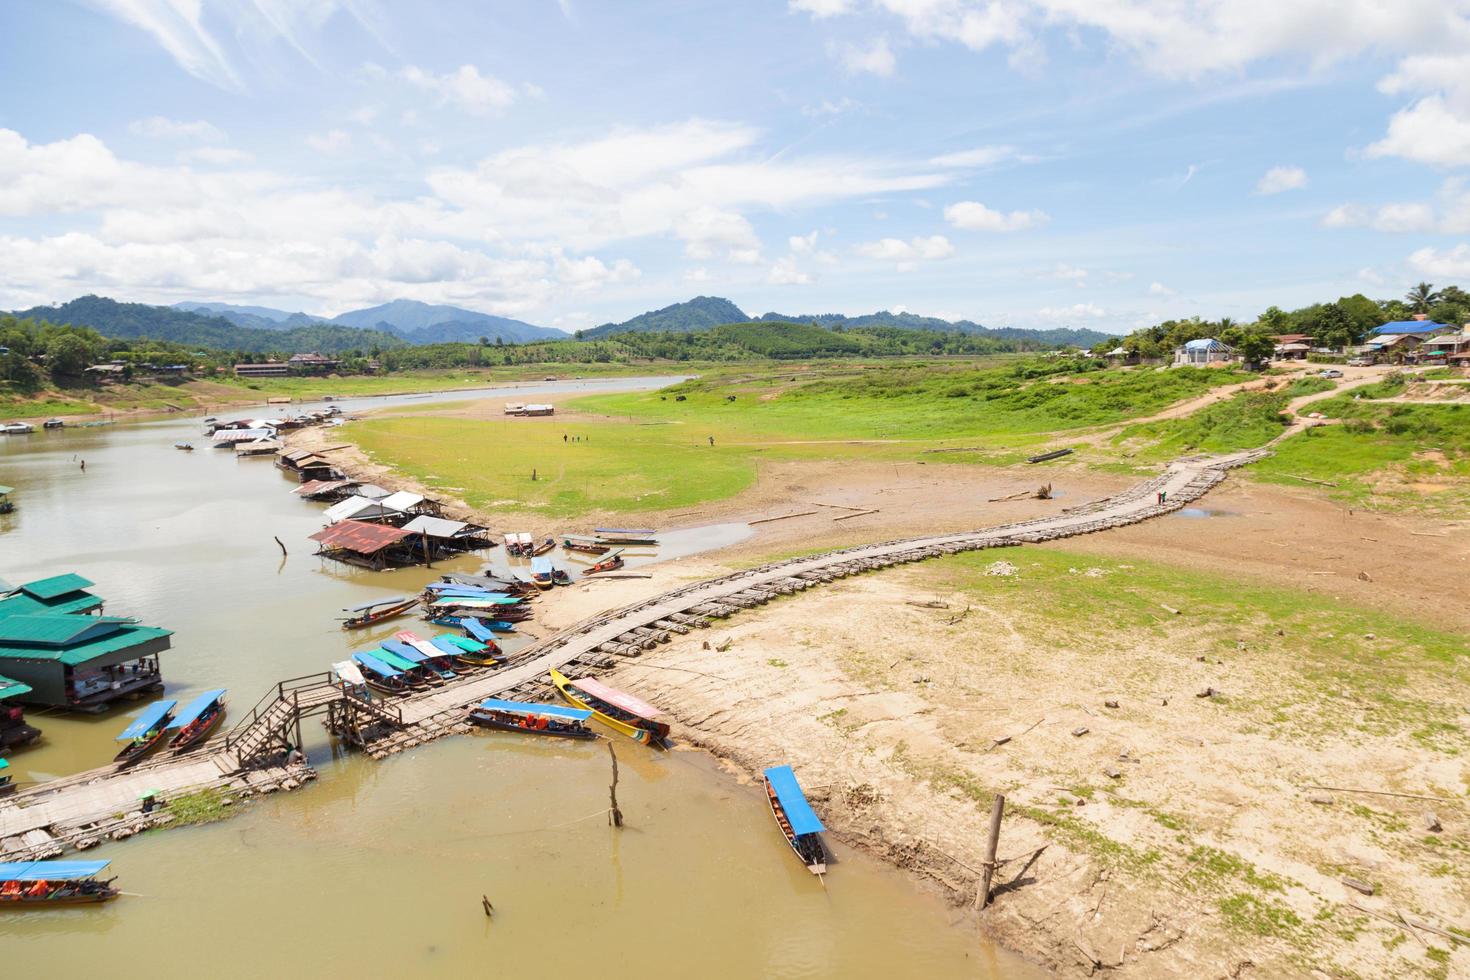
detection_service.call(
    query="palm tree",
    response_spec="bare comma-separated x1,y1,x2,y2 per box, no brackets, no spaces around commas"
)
1406,282,1441,314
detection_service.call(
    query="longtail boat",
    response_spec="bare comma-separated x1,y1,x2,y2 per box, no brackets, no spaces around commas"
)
530,556,554,590
431,634,499,667
594,527,658,546
562,536,609,555
552,568,571,586
166,689,227,753
393,632,465,678
0,759,13,796
112,698,177,768
532,537,556,556
763,765,827,875
583,549,625,575
549,668,669,746
455,618,509,648
0,860,119,907
352,652,412,694
469,698,597,739
376,644,448,687
340,595,418,630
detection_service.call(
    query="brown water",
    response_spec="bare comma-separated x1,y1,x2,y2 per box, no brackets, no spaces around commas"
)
0,382,1035,978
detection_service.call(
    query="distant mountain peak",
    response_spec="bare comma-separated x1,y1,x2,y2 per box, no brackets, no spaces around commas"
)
583,296,747,338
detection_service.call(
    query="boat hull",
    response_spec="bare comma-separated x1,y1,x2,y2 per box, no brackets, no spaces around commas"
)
468,713,598,739
113,725,169,769
0,890,118,907
765,776,827,875
342,599,418,630
169,704,225,753
550,669,651,744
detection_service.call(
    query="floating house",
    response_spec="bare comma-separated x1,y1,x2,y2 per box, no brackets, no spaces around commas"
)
0,674,41,749
379,490,444,519
309,520,417,570
0,573,105,618
402,515,494,555
1173,338,1235,366
0,614,169,712
323,494,405,525
276,448,341,482
293,479,361,502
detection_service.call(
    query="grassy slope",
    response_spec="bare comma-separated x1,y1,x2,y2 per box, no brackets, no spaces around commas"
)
347,362,1255,517
1109,377,1335,463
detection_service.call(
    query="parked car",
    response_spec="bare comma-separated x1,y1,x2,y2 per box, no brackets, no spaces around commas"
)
1319,369,1344,379
1346,358,1371,367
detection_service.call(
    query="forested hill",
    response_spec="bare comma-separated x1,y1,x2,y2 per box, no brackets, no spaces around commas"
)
585,295,1110,348
9,296,406,355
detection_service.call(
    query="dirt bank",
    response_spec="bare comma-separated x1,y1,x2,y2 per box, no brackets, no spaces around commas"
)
580,558,1468,979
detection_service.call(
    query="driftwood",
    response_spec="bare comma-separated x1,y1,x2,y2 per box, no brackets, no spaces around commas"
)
1282,473,1339,488
607,742,623,828
1305,785,1461,804
1160,603,1181,616
273,536,287,557
748,511,817,525
833,509,880,522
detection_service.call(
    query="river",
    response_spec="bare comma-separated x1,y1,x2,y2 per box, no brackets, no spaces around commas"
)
0,378,1034,978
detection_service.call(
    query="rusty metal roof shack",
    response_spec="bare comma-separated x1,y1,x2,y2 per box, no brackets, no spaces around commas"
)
309,520,416,570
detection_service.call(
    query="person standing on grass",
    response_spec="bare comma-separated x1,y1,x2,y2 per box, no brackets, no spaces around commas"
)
708,435,714,446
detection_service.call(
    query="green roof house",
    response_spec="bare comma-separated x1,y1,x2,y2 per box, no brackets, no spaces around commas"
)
0,609,169,712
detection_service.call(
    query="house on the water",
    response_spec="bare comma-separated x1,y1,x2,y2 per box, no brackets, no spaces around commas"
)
0,674,42,750
0,574,170,712
1173,338,1235,366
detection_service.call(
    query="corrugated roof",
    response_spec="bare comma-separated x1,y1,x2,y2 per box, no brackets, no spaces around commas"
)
310,520,412,554
402,515,468,538
323,496,400,523
0,592,104,619
20,573,94,601
356,483,392,499
0,674,33,700
294,479,356,497
1182,338,1232,351
380,490,426,511
0,625,172,665
0,614,132,647
1373,320,1450,335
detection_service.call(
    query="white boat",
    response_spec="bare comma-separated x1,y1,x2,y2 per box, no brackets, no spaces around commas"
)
1,423,34,435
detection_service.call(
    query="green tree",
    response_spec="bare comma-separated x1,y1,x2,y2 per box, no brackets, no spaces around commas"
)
1258,306,1289,332
45,333,96,376
1406,282,1441,313
1313,302,1359,350
1235,333,1275,368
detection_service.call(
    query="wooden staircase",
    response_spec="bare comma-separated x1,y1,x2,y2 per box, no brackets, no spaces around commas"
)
224,673,402,767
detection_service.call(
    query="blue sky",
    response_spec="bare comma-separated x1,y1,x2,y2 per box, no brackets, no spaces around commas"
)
2,1,1470,333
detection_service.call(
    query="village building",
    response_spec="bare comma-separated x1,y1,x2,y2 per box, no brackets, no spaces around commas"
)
1270,333,1313,360
309,520,417,570
322,494,404,525
0,674,42,750
234,362,290,378
401,515,495,557
0,614,169,712
287,352,341,374
1173,337,1235,366
0,573,105,618
276,448,342,483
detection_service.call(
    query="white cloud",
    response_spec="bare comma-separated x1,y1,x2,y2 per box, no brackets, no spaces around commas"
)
944,200,1047,231
1052,262,1088,284
1256,165,1307,195
1322,179,1470,233
1366,95,1470,168
834,37,896,76
348,105,381,126
553,253,641,290
789,231,819,254
929,145,1021,167
790,0,853,17
400,65,519,115
684,267,712,283
678,207,761,262
768,257,813,285
1408,244,1470,278
306,129,352,153
128,116,226,142
854,235,954,268
801,96,863,117
1148,281,1174,296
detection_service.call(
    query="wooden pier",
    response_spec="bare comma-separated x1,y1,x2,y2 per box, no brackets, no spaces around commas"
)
0,450,1266,860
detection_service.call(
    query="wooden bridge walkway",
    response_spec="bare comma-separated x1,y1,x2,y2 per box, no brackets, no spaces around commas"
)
0,449,1266,859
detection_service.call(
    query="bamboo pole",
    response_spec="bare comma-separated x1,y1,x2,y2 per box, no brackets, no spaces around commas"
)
976,794,1005,909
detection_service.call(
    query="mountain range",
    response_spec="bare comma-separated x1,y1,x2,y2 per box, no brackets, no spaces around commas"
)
174,298,566,345
583,296,1111,348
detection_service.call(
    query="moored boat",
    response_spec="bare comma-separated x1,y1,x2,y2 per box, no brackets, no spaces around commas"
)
763,765,827,875
549,668,669,746
469,698,597,739
340,595,418,630
431,633,499,667
532,537,555,556
173,442,194,451
584,549,625,575
0,860,119,906
112,698,177,768
0,759,13,796
166,689,227,753
562,536,609,555
351,652,413,694
530,556,554,590
42,418,64,429
375,644,446,687
552,568,571,586
392,632,464,679
1,423,34,435
594,527,658,546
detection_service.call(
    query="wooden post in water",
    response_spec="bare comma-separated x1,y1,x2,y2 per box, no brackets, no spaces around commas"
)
274,535,287,557
977,794,1005,910
607,741,624,828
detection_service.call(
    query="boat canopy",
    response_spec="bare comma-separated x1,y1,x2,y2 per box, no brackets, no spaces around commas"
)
115,699,178,741
344,595,411,613
167,689,226,730
0,860,111,882
430,596,521,608
374,647,421,672
477,698,591,722
764,765,825,837
0,485,13,495
531,557,553,576
0,758,9,770
380,639,430,663
571,677,664,721
332,660,366,687
425,585,504,598
435,633,486,653
594,528,656,535
459,618,497,643
352,652,402,678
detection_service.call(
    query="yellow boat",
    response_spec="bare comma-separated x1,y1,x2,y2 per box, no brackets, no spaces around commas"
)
549,668,661,745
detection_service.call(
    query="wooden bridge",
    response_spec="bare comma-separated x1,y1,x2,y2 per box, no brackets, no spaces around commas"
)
0,449,1266,860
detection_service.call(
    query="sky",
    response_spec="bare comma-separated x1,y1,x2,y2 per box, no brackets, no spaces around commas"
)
3,1,1470,334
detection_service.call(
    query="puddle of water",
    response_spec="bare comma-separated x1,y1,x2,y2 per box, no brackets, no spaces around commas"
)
1172,507,1240,519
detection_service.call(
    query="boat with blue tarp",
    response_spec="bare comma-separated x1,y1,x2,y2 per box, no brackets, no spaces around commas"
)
166,689,226,753
389,632,462,679
430,634,499,666
469,698,596,739
0,859,119,906
530,556,554,590
352,652,412,694
374,645,445,687
112,698,177,767
763,765,827,875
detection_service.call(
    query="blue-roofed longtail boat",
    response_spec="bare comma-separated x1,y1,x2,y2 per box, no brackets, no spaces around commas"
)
340,595,418,630
469,699,597,740
549,669,669,747
431,634,499,667
352,652,412,695
763,765,827,875
166,689,226,753
112,698,177,768
0,860,119,906
390,632,462,680
530,556,554,590
374,645,444,688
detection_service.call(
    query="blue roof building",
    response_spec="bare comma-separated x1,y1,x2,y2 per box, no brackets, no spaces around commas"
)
1372,320,1453,336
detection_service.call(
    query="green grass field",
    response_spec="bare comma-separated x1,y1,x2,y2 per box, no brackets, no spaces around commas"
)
1108,377,1334,463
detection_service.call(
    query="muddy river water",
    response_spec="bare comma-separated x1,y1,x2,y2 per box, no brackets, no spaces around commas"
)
0,379,1034,978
